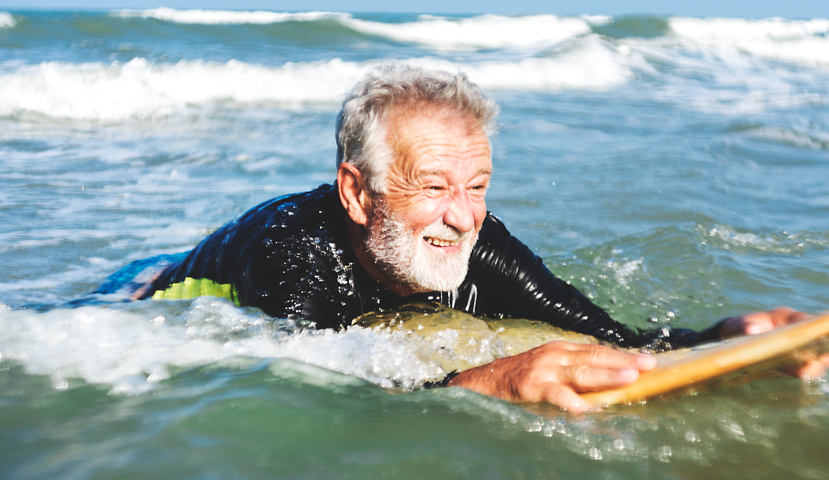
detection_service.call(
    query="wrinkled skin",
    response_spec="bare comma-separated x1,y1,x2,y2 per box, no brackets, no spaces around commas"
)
448,342,657,414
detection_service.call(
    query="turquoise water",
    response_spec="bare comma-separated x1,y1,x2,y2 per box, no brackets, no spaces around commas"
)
1,9,829,478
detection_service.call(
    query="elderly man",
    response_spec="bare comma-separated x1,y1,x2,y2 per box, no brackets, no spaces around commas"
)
114,65,816,413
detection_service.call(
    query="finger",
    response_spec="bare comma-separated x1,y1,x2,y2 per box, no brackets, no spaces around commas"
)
541,383,596,414
551,345,656,372
768,307,811,328
794,353,829,380
721,308,813,340
559,365,641,392
720,314,775,339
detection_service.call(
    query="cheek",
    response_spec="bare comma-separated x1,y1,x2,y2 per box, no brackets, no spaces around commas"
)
397,198,443,229
472,200,487,228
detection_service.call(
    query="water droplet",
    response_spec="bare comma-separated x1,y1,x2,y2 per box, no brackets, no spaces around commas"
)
589,447,602,460
526,421,542,432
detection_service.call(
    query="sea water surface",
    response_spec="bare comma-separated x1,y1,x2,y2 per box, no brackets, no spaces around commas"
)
1,9,829,479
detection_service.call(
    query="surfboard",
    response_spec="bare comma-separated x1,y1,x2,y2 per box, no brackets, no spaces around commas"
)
354,302,829,405
582,311,829,406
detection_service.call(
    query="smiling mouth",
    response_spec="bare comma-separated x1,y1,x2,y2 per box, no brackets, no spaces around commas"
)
424,236,461,247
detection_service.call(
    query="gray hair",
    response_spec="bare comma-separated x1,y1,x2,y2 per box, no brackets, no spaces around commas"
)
335,64,499,193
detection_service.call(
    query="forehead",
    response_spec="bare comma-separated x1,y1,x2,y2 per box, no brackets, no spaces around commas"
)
386,104,491,174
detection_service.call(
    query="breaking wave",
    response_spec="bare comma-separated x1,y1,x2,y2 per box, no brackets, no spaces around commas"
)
114,7,346,24
0,11,14,28
341,14,603,50
642,16,829,66
0,298,459,394
668,17,829,40
0,46,632,120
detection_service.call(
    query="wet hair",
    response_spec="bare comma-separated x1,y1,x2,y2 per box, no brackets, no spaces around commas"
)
335,64,499,193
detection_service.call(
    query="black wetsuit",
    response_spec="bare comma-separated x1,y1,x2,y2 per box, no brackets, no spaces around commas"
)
140,183,720,350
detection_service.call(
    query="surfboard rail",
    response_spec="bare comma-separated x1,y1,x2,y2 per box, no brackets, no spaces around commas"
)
582,311,829,406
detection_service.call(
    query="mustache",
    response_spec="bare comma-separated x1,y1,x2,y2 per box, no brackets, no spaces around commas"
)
421,220,469,242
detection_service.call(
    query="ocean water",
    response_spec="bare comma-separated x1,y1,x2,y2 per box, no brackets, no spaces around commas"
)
2,8,829,479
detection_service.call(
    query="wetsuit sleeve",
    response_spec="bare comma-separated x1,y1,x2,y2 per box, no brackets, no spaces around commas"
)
142,188,360,329
468,215,721,350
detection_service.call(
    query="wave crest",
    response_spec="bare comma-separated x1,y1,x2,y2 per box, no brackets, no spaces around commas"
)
0,12,14,28
669,17,829,40
113,7,347,24
343,14,596,50
0,49,632,120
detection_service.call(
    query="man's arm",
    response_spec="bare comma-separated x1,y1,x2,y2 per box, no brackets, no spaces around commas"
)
447,341,656,414
454,219,824,409
468,215,718,349
447,306,821,412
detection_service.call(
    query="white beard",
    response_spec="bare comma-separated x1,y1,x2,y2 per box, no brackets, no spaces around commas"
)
364,201,478,293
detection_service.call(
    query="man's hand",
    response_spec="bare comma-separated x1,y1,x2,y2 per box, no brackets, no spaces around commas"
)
446,341,656,414
720,307,829,379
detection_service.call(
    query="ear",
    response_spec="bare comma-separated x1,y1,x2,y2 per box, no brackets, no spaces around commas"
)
337,163,373,226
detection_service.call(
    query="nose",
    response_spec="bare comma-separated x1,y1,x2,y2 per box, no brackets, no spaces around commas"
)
442,187,476,234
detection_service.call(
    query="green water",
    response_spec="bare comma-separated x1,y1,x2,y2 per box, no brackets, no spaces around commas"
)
4,358,829,479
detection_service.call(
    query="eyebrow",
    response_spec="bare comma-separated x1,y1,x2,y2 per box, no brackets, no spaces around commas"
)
415,167,493,179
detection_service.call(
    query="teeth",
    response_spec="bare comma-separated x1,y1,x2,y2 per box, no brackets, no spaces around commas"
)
424,236,460,247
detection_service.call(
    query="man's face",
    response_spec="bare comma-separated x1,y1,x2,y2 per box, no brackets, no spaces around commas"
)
364,106,492,293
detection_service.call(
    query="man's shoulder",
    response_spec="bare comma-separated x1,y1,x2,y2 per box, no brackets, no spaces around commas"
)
163,183,343,278
235,183,339,226
468,211,542,280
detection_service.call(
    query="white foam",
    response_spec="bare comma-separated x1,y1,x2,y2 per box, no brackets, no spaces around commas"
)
0,58,366,120
111,10,596,49
0,298,453,394
580,14,613,26
729,37,829,67
702,225,829,253
343,14,592,50
113,7,346,24
669,17,829,40
655,17,829,67
458,39,633,90
605,258,644,285
0,12,14,29
0,48,633,120
645,34,829,67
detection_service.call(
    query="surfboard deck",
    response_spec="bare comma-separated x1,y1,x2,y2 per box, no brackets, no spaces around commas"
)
582,311,829,406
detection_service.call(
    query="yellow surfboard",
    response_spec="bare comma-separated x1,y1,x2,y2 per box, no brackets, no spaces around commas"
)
582,311,829,406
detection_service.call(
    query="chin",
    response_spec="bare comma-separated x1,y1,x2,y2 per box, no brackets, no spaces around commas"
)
402,234,476,292
364,203,478,293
